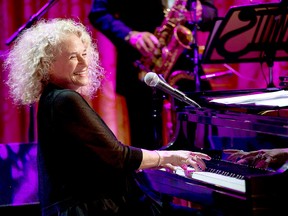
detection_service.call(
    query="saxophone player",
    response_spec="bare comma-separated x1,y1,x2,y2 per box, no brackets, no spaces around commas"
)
88,0,218,151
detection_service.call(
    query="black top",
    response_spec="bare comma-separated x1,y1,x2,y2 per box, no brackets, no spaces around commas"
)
37,83,143,215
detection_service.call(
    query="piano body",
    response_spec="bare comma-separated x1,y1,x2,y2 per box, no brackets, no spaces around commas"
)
134,2,288,215
134,88,288,216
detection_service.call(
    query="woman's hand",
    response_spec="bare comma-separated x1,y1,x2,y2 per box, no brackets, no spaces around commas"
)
140,149,211,172
157,150,211,172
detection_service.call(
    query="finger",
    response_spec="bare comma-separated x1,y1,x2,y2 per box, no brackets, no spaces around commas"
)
255,159,268,169
162,163,178,172
236,158,250,165
240,151,259,159
186,160,199,171
184,167,194,178
180,163,188,170
262,157,274,169
191,152,211,160
194,156,207,170
251,153,264,167
143,38,157,52
226,154,240,162
137,39,151,55
187,156,206,171
227,152,246,162
149,34,159,46
254,154,271,169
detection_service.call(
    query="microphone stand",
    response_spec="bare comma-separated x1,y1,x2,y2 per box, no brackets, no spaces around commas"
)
6,0,59,143
151,88,165,149
188,0,201,92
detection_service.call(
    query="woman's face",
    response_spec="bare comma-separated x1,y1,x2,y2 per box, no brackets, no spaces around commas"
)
49,33,89,90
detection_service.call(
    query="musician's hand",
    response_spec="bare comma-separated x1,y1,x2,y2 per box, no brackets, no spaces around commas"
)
187,0,202,22
195,0,203,21
224,148,288,170
158,150,211,172
126,31,159,56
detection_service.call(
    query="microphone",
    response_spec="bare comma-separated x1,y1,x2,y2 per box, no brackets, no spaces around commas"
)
144,72,201,108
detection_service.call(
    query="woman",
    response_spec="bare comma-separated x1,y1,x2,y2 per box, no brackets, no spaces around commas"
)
3,18,211,216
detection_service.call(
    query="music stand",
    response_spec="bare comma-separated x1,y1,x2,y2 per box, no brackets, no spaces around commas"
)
201,2,288,88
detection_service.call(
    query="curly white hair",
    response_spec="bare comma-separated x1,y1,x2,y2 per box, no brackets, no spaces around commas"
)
4,18,105,105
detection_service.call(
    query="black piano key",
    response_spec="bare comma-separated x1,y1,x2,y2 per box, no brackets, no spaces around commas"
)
204,159,274,180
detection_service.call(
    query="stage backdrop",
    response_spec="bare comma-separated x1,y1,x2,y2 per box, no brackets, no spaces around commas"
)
0,0,286,146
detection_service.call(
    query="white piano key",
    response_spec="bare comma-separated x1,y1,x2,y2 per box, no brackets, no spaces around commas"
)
165,167,246,193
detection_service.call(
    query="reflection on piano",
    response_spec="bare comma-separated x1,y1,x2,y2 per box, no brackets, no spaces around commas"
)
134,89,288,216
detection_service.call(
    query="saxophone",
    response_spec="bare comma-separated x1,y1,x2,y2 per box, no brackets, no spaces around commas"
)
135,0,193,81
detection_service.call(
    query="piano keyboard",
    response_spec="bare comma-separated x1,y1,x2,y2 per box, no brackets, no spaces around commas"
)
160,159,275,194
173,167,246,193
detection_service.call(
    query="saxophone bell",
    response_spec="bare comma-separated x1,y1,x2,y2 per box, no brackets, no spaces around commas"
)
173,25,193,50
158,25,193,80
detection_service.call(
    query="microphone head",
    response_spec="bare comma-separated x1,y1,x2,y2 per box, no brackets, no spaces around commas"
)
144,72,159,87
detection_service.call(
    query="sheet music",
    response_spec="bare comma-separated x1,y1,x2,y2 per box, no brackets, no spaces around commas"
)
161,167,246,193
202,2,288,64
210,90,288,107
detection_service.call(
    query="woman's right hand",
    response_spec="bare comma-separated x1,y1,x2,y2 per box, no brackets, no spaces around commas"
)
140,149,211,172
160,150,212,172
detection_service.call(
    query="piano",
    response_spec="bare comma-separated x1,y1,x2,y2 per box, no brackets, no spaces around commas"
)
134,2,288,215
134,89,288,216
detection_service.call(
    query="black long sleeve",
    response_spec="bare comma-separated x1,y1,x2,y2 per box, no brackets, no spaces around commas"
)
37,84,142,210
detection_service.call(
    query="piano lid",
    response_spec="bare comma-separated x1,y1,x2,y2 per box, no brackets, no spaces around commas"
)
179,106,288,137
